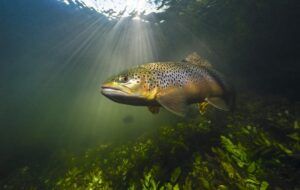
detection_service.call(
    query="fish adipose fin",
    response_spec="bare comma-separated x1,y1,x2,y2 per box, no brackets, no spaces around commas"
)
156,88,187,117
205,97,230,111
183,52,212,68
148,106,160,114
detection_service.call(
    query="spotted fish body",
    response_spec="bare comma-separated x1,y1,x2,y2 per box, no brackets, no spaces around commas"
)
101,52,235,116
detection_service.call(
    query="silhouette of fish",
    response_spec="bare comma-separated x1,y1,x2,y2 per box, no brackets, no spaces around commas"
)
122,115,134,124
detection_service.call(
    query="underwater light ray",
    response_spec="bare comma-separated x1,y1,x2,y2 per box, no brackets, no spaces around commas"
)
45,14,103,55
58,17,105,55
130,22,157,63
14,15,107,100
44,1,171,128
44,16,107,84
53,21,142,125
74,19,165,122
101,21,157,75
96,20,133,73
52,17,107,53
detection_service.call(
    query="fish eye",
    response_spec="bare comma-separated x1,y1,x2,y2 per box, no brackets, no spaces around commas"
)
118,75,128,83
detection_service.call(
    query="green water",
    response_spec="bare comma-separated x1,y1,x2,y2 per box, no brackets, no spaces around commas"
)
0,0,299,189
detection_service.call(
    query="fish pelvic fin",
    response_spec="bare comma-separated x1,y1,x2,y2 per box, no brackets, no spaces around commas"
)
198,102,209,115
148,106,160,114
183,52,212,68
156,88,187,117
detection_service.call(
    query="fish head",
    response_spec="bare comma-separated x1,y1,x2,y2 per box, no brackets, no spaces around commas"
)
101,67,151,105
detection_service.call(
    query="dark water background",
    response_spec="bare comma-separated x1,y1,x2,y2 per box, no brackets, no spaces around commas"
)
0,0,299,188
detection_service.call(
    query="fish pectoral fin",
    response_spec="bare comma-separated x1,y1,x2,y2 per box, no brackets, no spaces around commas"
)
156,89,187,117
198,102,209,115
147,106,160,114
205,97,229,111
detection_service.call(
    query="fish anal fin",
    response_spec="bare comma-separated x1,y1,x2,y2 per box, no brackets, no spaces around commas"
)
148,106,160,114
206,97,229,111
183,52,212,68
156,88,187,117
198,102,209,115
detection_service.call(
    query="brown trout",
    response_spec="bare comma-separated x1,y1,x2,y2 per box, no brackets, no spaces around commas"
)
101,52,235,116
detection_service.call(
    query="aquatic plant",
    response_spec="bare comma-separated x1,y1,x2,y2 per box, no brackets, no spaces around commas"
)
1,93,299,189
45,94,298,189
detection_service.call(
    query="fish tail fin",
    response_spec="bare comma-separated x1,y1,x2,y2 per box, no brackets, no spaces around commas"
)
205,67,236,112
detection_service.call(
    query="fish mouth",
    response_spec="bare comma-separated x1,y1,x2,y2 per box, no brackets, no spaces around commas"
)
101,86,129,97
100,83,148,105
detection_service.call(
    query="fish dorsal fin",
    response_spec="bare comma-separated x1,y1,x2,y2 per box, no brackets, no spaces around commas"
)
156,88,187,117
205,97,229,111
183,52,212,68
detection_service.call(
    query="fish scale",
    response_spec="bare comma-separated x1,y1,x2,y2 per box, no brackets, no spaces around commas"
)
141,62,213,90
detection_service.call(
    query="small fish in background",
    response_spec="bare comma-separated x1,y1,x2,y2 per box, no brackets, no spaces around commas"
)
101,52,235,116
122,115,134,124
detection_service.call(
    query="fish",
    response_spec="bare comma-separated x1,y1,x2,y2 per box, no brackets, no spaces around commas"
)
101,52,235,116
